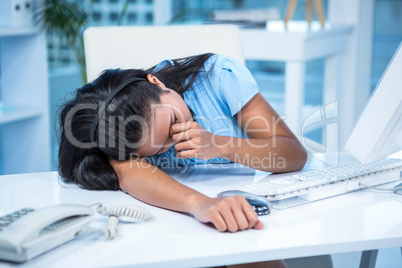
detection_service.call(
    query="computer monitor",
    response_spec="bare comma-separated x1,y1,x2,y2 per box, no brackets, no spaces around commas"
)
345,42,402,164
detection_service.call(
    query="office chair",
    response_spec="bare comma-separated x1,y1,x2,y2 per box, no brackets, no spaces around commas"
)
83,24,244,82
83,24,333,268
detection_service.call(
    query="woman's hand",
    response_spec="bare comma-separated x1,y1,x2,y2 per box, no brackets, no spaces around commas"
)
170,121,221,160
189,195,264,232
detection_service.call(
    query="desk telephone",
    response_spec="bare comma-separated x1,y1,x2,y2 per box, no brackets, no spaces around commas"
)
0,205,94,263
0,203,152,263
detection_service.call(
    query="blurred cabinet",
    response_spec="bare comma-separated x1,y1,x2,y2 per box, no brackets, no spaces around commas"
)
0,27,50,174
240,21,353,152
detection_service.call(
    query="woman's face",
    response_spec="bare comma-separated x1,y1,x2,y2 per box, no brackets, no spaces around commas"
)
136,75,192,156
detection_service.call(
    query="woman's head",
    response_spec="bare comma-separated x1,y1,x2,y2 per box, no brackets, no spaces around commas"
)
58,68,162,190
136,76,193,156
58,53,213,191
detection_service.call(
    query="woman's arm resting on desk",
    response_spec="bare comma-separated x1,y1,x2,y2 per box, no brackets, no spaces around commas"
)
110,158,264,232
171,93,307,173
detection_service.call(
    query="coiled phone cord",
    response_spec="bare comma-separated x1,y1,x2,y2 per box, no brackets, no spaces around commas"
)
89,203,152,239
96,204,152,222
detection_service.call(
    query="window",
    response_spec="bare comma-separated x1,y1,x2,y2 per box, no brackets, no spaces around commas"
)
145,12,153,23
92,12,102,21
61,57,70,64
109,12,119,21
127,12,137,22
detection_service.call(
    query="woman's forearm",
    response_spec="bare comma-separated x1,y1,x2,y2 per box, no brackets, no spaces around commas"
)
215,135,307,173
110,158,264,232
113,158,207,213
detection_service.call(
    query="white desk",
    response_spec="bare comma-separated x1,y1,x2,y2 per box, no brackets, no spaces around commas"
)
0,154,401,267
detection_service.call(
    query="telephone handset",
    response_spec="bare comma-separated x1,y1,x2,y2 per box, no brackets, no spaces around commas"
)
0,204,94,263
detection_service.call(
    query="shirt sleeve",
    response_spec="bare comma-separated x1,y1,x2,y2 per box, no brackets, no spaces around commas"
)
152,59,174,72
219,56,260,116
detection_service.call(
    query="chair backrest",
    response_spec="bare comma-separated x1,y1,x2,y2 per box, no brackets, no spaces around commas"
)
83,25,244,82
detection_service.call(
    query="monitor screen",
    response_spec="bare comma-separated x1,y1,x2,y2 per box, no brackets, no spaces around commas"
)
345,42,402,164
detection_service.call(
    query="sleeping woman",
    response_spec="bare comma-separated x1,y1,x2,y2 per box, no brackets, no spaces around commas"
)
58,53,307,267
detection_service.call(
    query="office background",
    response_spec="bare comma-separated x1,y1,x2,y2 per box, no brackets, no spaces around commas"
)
41,0,402,170
0,1,400,167
0,0,401,267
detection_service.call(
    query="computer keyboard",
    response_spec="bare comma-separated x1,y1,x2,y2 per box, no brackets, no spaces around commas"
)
237,157,402,204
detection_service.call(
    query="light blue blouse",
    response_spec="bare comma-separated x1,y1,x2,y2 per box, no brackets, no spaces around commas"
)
145,55,259,168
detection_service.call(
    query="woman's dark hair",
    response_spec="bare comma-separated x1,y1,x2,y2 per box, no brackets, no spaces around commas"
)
58,53,214,191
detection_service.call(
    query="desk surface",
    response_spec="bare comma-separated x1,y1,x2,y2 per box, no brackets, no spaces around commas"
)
0,153,401,267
